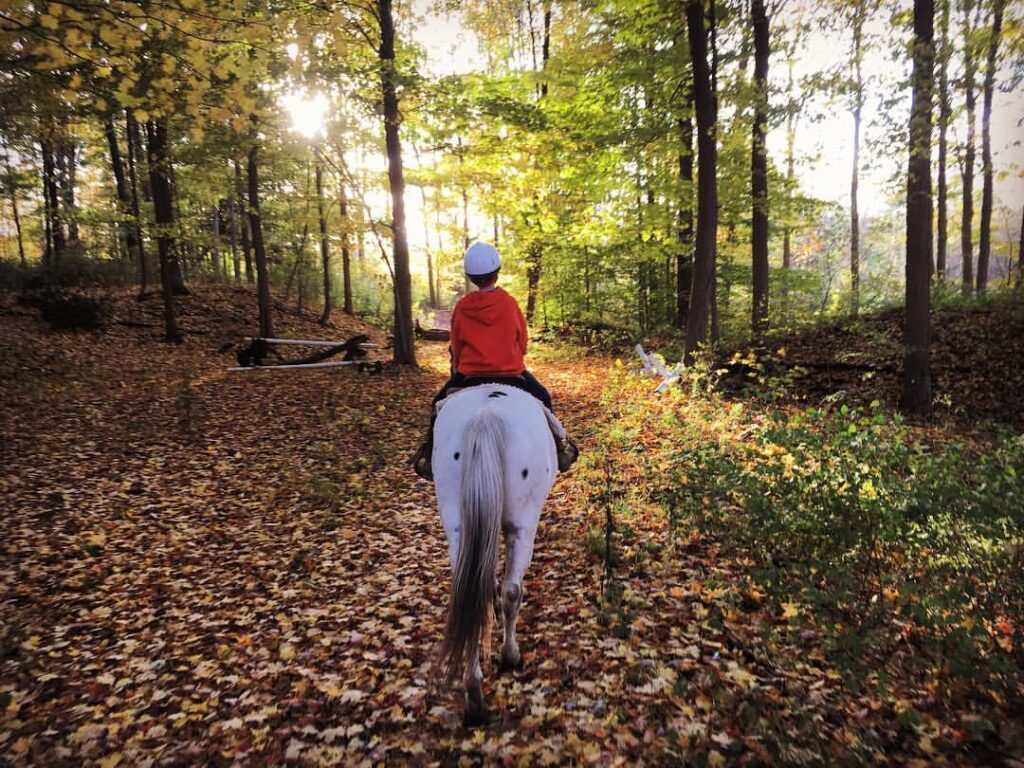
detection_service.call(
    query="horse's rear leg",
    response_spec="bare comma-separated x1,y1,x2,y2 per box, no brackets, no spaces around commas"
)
499,525,537,671
464,652,489,727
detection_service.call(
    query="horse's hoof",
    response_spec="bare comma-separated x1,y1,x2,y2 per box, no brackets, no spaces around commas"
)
498,654,523,673
463,708,491,728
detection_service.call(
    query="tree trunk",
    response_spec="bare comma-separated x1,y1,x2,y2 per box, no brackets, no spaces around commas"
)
228,196,240,282
2,141,26,268
56,141,79,243
684,0,718,365
42,138,64,269
524,1,552,325
126,115,147,294
751,0,770,337
976,0,1004,294
247,135,274,340
144,120,182,342
677,87,694,328
935,0,950,279
235,159,254,284
212,206,223,280
340,180,353,315
851,15,864,316
379,0,416,365
104,117,134,266
1018,204,1023,289
960,0,976,294
315,146,332,325
783,58,795,271
901,0,934,417
457,135,471,295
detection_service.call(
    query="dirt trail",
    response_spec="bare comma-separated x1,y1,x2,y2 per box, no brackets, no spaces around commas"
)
1,301,647,765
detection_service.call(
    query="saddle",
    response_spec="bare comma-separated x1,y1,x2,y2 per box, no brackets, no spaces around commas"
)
435,377,567,441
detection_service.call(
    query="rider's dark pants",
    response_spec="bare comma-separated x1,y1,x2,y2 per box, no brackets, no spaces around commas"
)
429,371,552,431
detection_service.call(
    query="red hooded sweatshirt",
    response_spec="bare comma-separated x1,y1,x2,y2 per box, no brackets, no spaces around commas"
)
450,287,527,376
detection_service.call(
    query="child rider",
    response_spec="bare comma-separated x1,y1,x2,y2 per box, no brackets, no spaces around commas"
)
412,242,578,481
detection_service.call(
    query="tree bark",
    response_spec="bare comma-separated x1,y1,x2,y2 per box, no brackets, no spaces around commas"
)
56,141,79,243
1018,204,1024,289
41,138,64,269
684,0,718,365
211,206,223,280
228,196,240,282
235,159,254,284
850,13,864,315
976,0,1004,294
104,117,134,265
2,141,26,268
677,85,694,327
378,0,416,365
247,135,274,340
315,146,332,325
960,0,976,293
125,115,147,294
901,0,934,417
144,120,182,342
783,57,795,271
935,0,950,279
751,0,770,337
340,179,353,314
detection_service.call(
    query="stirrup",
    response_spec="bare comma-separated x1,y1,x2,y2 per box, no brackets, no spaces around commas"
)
556,434,579,473
412,441,434,481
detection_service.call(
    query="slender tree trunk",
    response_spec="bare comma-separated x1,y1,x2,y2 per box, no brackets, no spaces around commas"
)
677,85,694,327
420,185,437,307
524,1,552,325
961,0,976,293
228,196,240,282
315,146,332,325
684,0,718,365
42,138,64,269
41,150,52,272
247,135,274,340
936,0,950,279
235,159,254,284
1018,204,1023,289
783,58,795,271
851,16,864,316
976,0,1004,294
2,142,26,268
104,117,135,266
379,0,416,365
340,187,353,315
57,141,79,243
212,206,223,281
144,120,182,342
126,115,147,294
751,0,770,337
901,0,934,416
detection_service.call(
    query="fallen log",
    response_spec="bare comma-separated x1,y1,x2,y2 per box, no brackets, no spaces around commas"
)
415,319,450,342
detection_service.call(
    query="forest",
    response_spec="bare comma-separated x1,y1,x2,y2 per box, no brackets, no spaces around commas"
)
1,0,1023,764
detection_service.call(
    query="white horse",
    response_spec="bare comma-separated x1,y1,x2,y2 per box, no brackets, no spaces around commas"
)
432,383,557,726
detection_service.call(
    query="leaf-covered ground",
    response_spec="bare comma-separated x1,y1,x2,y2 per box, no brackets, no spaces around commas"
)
2,288,1021,766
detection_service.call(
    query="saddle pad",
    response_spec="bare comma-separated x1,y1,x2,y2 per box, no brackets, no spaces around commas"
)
434,385,566,440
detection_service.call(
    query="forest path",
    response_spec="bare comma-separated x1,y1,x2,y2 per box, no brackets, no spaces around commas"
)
5,310,724,766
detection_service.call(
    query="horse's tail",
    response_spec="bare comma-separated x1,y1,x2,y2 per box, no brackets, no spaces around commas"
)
439,408,506,684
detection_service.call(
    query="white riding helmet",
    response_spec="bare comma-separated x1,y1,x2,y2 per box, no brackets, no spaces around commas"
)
463,242,501,276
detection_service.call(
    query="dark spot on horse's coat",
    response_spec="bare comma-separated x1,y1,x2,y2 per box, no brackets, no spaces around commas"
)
454,452,460,460
522,468,529,479
488,391,508,398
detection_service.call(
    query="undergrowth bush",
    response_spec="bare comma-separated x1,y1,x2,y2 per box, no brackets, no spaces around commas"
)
592,365,1024,693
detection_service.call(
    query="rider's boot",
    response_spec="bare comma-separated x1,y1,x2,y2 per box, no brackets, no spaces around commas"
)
412,430,434,481
555,432,579,473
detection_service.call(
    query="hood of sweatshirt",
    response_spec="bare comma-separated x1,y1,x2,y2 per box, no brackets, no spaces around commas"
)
458,288,514,326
